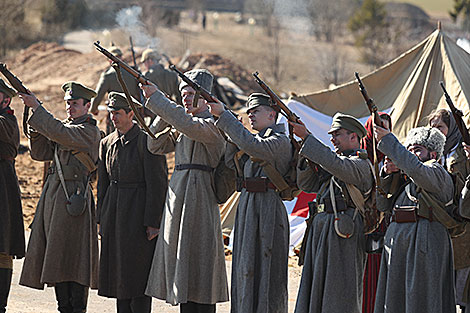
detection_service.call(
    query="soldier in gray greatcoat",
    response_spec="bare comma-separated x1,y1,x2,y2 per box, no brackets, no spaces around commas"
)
97,92,168,313
208,93,292,313
373,125,456,313
140,48,181,105
289,113,373,313
141,69,229,313
0,79,25,313
18,82,100,313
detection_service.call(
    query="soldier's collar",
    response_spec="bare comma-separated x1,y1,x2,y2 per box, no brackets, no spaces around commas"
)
341,148,366,158
259,123,285,138
120,123,140,143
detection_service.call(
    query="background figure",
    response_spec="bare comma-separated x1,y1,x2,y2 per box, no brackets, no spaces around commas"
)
90,45,141,134
0,79,25,313
96,92,168,313
428,108,470,313
140,48,181,105
360,112,391,313
18,82,100,313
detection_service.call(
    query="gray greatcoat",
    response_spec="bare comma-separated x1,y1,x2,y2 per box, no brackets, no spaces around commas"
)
0,107,25,258
215,111,291,313
144,64,181,105
97,124,168,299
374,133,455,313
19,106,100,289
294,135,373,313
144,90,229,305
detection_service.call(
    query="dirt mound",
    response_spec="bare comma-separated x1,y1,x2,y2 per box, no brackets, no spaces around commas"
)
182,52,260,93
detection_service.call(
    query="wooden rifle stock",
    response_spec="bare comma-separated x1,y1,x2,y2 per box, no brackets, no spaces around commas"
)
252,71,299,123
355,72,384,128
0,63,33,138
440,81,470,145
94,41,149,85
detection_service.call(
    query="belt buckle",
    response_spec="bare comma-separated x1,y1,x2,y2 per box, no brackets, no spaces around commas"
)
317,203,325,213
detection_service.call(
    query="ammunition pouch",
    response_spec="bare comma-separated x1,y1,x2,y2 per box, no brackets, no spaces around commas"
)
392,206,419,223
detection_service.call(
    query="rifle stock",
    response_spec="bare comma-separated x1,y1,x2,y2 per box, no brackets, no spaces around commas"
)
355,72,384,128
0,63,32,138
94,41,149,85
440,81,470,145
252,71,299,123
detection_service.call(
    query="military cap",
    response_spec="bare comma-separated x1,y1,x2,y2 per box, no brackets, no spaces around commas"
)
179,69,214,93
328,112,367,138
107,91,141,112
404,126,445,159
246,93,275,112
62,81,97,101
140,48,160,63
0,79,16,98
108,44,122,57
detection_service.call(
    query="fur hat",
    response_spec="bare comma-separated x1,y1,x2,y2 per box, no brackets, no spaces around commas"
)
403,126,445,159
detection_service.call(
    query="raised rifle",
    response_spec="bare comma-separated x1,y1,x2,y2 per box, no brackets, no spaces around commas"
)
94,41,151,86
252,71,302,150
355,72,386,197
355,72,384,128
440,81,470,145
169,64,218,107
129,36,137,69
0,63,34,138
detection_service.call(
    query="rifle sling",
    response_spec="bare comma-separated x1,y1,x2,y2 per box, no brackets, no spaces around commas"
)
112,63,157,140
250,157,290,192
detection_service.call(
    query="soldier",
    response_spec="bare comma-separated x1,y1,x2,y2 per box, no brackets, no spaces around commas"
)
140,48,181,105
96,92,168,313
428,109,470,313
289,113,373,313
208,93,291,313
141,69,229,313
90,45,141,134
18,82,100,313
0,79,25,313
373,125,455,313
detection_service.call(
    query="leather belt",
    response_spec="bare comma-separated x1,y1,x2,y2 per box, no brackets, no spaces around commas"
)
241,177,277,192
110,180,145,188
175,164,213,172
391,206,433,223
317,196,348,213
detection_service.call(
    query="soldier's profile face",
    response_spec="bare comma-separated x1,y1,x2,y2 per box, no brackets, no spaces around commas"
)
248,106,275,131
330,128,357,154
110,109,133,131
66,99,89,120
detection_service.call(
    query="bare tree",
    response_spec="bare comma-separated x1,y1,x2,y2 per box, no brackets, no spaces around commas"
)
0,0,35,56
315,44,350,88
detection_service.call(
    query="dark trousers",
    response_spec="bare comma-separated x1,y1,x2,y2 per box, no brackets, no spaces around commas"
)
54,281,89,313
180,301,215,313
117,295,152,313
0,268,12,313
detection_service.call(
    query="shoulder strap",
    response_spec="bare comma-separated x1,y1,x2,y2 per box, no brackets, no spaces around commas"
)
55,145,70,202
344,158,375,216
418,188,460,231
72,151,97,173
251,157,290,192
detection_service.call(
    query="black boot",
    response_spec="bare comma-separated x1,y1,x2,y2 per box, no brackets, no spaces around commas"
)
0,268,13,313
180,301,215,313
55,282,72,313
70,282,88,313
130,295,151,313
